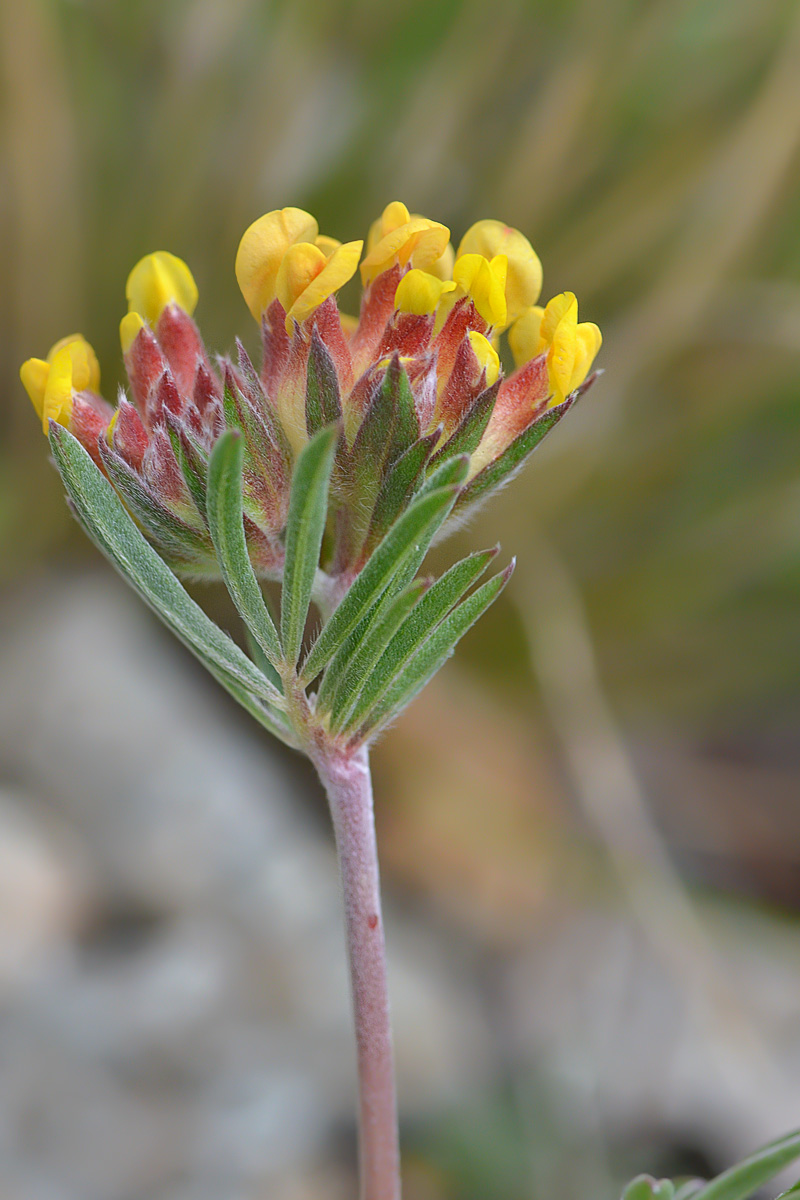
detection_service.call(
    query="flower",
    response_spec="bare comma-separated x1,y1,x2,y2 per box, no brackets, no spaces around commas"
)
20,202,600,580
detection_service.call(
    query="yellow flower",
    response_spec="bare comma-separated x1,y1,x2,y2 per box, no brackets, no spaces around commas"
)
467,331,500,386
120,311,145,354
277,239,363,331
235,207,319,320
360,200,450,284
394,269,456,316
509,292,602,405
126,251,198,325
452,254,508,328
20,334,100,433
457,219,542,325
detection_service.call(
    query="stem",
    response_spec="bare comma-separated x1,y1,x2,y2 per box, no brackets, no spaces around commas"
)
313,742,401,1200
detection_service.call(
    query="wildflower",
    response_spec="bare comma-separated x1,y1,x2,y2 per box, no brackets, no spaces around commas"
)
21,201,600,580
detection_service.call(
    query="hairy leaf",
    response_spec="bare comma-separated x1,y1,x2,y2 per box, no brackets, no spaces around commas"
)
281,425,339,665
50,425,292,741
206,431,283,669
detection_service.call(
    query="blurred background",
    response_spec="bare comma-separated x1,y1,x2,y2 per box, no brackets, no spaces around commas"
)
2,0,800,1197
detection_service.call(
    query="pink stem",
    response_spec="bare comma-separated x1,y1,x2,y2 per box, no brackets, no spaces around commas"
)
314,742,401,1200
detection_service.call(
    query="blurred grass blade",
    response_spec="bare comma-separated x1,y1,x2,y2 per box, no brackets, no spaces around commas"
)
281,425,338,666
206,430,283,670
49,424,289,726
301,482,460,682
777,1183,800,1199
692,1130,800,1200
352,558,514,740
673,1183,705,1200
341,546,498,734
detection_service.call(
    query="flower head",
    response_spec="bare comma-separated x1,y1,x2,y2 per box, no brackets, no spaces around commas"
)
21,202,599,580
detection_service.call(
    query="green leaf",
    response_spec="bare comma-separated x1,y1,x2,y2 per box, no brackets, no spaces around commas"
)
301,481,460,683
206,431,283,670
418,452,470,496
356,558,514,741
454,393,577,516
365,430,439,549
673,1184,706,1200
306,327,342,437
340,546,498,734
321,579,427,725
429,380,499,467
281,424,339,665
691,1130,800,1200
777,1183,800,1199
384,353,420,460
622,1178,676,1200
49,425,293,745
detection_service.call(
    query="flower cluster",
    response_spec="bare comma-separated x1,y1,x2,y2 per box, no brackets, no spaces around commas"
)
21,201,600,584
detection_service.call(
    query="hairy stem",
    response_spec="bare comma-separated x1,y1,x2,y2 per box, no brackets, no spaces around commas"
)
314,742,401,1200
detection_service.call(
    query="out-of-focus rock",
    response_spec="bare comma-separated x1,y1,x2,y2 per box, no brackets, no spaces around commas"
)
0,572,494,1198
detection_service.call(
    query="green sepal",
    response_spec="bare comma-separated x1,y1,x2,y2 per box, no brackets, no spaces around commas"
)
223,374,289,503
418,452,470,496
206,430,283,670
340,545,498,734
454,392,578,516
690,1130,800,1200
164,412,209,523
383,352,420,460
281,424,339,666
429,380,499,467
353,558,515,742
97,437,211,560
306,327,343,437
49,424,293,743
301,481,461,683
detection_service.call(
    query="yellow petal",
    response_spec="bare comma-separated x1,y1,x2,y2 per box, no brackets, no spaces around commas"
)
508,305,545,367
120,311,145,354
283,239,363,330
276,242,328,314
427,242,455,281
235,207,319,320
47,333,100,393
569,322,602,392
394,269,456,316
547,308,578,404
20,358,50,424
457,219,542,323
41,345,76,432
126,251,198,325
467,331,500,386
452,254,508,328
540,291,578,346
315,234,342,256
360,216,450,283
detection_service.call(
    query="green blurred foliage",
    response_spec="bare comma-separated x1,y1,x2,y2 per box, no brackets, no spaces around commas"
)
2,0,800,736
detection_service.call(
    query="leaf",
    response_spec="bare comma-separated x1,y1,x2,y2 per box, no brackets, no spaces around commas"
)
418,452,470,496
355,559,514,741
622,1178,676,1200
49,425,292,742
280,424,339,665
429,380,499,467
776,1183,800,1199
306,327,342,436
454,393,577,516
365,429,439,549
691,1131,800,1200
383,353,420,460
673,1184,706,1200
206,430,283,670
301,481,461,683
340,546,498,734
321,579,427,725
